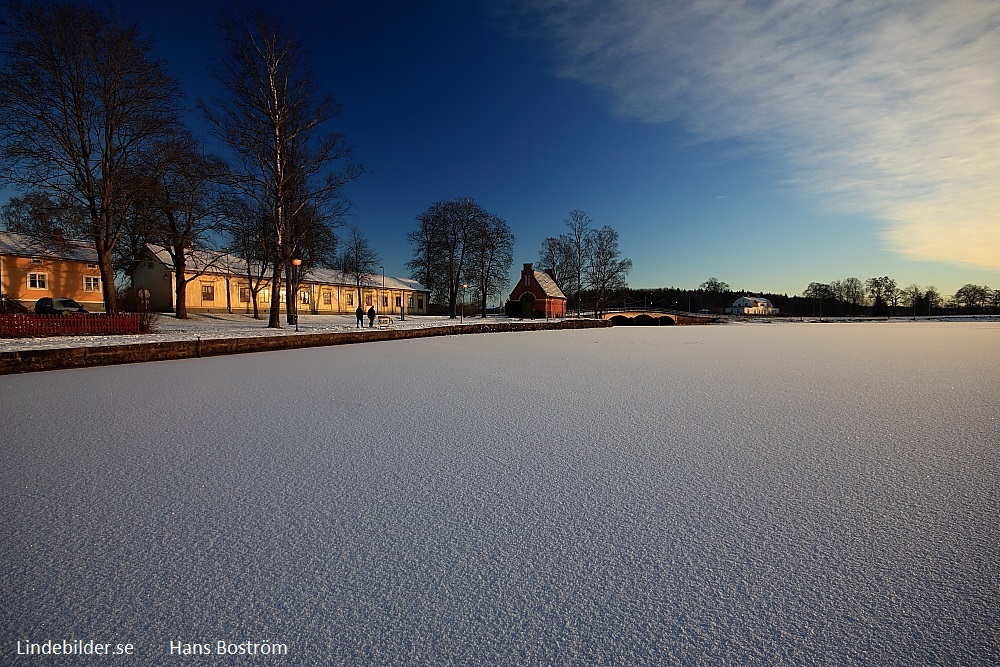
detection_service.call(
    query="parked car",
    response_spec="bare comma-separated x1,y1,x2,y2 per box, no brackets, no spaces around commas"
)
34,297,88,315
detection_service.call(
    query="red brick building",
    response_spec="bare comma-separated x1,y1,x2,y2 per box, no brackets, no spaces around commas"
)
509,263,567,318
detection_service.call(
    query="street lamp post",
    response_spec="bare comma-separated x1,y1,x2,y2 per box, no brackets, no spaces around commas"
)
290,258,302,332
380,265,385,316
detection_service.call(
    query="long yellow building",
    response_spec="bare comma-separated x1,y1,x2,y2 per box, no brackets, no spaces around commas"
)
132,244,430,317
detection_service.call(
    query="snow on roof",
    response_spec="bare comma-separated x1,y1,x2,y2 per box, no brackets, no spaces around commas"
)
0,231,98,263
736,296,774,307
145,243,428,293
145,243,245,274
533,270,566,300
308,267,426,292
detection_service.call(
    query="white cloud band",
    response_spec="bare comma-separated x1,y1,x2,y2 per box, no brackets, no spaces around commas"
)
519,0,1000,270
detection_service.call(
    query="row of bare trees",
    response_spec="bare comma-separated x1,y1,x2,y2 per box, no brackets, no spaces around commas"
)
0,2,362,326
803,278,998,317
537,210,632,316
406,198,514,318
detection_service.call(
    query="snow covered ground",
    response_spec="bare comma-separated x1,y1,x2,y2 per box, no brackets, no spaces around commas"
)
0,312,495,353
2,322,997,665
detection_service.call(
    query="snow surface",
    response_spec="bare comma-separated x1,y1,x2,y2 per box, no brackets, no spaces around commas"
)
2,322,998,665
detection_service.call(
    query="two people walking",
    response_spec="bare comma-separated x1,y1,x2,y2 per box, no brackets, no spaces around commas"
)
356,304,377,328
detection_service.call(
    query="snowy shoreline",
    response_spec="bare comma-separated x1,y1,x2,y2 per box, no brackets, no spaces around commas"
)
1,311,997,354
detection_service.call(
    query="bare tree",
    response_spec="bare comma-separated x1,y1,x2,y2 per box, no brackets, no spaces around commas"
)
1,191,84,237
954,283,991,311
339,225,380,308
222,197,272,319
537,235,574,291
901,283,922,319
584,225,632,317
410,198,490,318
803,282,834,318
841,277,866,316
136,135,227,318
0,1,184,312
406,221,439,304
202,7,361,328
565,210,592,315
534,210,593,314
924,286,941,316
465,213,514,316
865,276,897,316
699,277,731,293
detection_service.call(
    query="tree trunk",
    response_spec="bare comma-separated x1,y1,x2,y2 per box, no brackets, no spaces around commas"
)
174,277,188,319
284,267,294,325
267,262,282,328
96,243,117,314
174,245,188,319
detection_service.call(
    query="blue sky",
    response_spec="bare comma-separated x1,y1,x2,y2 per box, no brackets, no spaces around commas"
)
112,1,1000,296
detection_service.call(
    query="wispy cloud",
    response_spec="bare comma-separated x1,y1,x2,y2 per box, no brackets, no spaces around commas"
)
516,0,1000,270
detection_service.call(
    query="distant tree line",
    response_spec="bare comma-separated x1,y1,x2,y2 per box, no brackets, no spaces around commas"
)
610,277,999,318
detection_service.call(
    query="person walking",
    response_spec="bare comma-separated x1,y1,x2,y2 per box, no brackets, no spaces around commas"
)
367,306,376,328
355,305,364,327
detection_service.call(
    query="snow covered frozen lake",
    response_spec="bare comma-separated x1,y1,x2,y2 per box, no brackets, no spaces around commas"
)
2,321,998,665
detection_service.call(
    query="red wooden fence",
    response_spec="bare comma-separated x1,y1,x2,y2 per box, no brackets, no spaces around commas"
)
0,313,141,338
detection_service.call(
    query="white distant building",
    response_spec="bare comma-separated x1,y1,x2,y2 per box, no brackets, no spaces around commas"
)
726,296,779,315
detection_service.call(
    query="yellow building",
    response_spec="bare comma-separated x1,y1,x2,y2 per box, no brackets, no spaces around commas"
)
132,244,430,316
0,231,106,311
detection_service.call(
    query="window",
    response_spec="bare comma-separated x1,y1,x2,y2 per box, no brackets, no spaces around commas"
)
239,287,251,303
299,290,310,305
408,296,414,308
323,290,332,305
346,293,353,306
28,273,47,289
201,284,215,301
365,295,372,306
382,295,388,307
524,274,531,287
260,288,270,303
86,263,98,269
417,297,424,310
83,276,101,292
30,258,43,264
395,296,401,307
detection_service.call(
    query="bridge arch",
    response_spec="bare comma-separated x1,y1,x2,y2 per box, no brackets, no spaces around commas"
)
608,313,677,326
602,310,721,325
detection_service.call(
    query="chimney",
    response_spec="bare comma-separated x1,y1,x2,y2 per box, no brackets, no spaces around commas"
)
544,268,556,281
53,228,64,244
523,263,533,273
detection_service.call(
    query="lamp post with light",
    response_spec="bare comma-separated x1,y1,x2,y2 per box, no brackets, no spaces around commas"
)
380,265,385,316
290,258,302,332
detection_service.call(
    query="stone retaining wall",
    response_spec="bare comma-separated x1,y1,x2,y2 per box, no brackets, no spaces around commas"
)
0,318,611,375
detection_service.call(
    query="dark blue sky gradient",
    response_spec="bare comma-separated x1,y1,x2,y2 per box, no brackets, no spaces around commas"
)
59,2,1000,297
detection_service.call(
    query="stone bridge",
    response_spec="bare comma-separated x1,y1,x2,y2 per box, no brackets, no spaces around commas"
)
601,308,724,325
